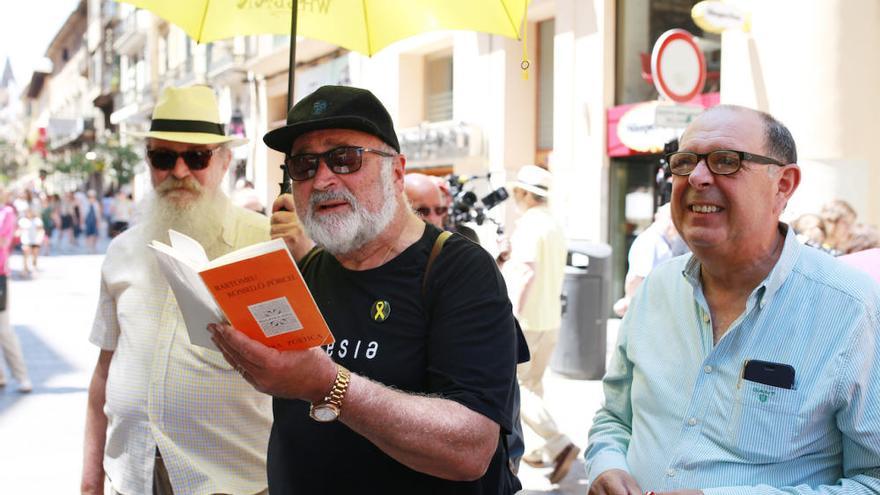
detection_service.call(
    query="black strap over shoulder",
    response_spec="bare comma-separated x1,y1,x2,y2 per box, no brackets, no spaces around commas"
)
298,245,324,270
299,230,451,297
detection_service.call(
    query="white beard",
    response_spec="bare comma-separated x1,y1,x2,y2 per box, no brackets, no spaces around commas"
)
135,183,231,260
299,162,398,256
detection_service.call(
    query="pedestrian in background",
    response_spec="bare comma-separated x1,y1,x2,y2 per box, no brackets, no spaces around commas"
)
39,193,56,256
501,165,577,484
82,85,272,495
101,191,114,236
0,187,31,393
586,105,880,494
405,172,447,228
83,190,101,253
58,192,78,251
16,207,44,277
612,202,689,317
74,191,86,245
820,198,856,254
841,222,880,254
790,212,827,248
109,191,132,238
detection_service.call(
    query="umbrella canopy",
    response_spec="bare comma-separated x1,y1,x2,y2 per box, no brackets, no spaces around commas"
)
116,0,530,193
117,0,528,55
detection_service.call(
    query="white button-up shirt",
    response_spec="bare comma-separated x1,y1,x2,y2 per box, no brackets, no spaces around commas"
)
90,205,272,495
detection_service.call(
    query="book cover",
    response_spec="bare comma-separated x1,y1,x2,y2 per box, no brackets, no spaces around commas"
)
150,231,333,352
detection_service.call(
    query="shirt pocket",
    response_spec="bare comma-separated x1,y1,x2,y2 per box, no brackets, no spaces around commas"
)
726,379,801,463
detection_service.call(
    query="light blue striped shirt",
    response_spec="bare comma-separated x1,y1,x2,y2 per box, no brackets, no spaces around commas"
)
586,225,880,494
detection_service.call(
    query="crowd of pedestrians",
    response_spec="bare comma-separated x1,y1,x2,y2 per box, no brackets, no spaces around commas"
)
0,186,136,269
791,199,879,256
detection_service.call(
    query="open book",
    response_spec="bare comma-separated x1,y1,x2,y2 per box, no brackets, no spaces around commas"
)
149,230,333,352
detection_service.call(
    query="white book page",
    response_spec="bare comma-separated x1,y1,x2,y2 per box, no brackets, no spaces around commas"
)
149,243,225,351
168,230,210,267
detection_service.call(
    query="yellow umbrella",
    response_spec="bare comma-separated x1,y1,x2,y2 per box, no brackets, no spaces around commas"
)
116,0,530,190
117,0,528,55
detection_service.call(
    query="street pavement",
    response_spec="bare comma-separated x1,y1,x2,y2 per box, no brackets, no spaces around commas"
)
0,235,617,494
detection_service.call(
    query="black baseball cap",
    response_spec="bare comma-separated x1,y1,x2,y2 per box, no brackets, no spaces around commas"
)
263,85,400,154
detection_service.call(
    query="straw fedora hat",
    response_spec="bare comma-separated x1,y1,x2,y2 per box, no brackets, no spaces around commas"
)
130,86,247,147
510,165,552,197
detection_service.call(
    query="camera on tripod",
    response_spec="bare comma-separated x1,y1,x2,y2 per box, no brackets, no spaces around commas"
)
446,173,509,233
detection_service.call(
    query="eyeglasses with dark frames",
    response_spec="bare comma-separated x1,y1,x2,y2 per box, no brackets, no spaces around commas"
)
414,206,447,218
146,148,219,171
284,146,395,181
666,150,784,176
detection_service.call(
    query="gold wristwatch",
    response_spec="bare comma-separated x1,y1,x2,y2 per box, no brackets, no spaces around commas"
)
309,364,351,423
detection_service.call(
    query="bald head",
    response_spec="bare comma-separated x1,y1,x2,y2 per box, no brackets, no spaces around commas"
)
405,173,446,228
689,105,797,165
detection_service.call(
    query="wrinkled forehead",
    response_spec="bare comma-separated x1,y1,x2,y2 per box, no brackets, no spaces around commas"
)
290,128,388,154
680,107,765,154
409,190,444,207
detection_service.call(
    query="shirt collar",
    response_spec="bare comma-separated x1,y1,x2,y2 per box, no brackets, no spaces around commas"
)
682,222,801,307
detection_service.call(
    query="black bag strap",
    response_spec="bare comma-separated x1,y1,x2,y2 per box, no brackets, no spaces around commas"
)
422,230,453,298
298,245,324,270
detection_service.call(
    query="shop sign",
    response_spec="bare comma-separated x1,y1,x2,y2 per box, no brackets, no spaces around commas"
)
692,1,749,34
651,29,706,103
616,101,679,154
607,93,720,157
654,103,704,128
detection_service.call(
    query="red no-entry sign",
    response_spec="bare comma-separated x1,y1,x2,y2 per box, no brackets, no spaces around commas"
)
651,29,707,103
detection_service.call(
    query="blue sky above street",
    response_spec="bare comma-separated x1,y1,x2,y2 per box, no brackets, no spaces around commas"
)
0,0,81,86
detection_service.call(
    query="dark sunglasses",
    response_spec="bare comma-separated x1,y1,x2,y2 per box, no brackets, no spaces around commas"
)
146,148,219,171
414,206,447,218
666,149,784,176
284,146,394,181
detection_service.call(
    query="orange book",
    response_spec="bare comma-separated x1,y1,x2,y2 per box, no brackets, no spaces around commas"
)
150,230,333,351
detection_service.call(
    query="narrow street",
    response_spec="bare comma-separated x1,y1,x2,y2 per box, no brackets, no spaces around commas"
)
0,238,613,494
0,243,108,492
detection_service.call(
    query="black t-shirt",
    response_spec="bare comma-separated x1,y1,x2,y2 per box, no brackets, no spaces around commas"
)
268,225,522,494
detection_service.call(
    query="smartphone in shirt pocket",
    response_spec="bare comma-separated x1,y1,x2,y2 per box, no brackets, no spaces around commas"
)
727,359,800,463
743,359,796,390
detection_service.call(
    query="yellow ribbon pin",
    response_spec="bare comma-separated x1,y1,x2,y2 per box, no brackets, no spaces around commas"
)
371,300,390,322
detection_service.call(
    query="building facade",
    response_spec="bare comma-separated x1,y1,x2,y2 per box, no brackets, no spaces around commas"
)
7,0,879,301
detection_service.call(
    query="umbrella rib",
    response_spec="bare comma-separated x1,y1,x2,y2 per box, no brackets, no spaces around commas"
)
360,0,373,55
196,0,211,43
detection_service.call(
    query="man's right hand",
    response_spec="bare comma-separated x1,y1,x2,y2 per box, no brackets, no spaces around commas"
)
270,194,315,262
588,469,643,495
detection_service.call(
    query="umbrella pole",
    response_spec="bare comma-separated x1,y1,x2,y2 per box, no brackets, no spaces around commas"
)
286,1,298,113
278,0,299,196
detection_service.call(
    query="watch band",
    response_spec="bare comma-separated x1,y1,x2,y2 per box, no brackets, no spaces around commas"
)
310,364,350,421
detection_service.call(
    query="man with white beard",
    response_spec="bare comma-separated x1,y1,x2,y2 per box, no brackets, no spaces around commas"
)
209,85,524,494
82,86,273,495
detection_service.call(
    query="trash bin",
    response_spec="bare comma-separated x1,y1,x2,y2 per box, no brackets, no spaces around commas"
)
550,241,612,380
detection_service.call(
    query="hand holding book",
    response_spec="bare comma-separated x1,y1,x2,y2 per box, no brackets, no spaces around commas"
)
149,230,333,352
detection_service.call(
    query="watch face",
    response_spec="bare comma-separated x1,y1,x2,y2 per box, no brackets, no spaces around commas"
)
311,404,339,422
